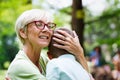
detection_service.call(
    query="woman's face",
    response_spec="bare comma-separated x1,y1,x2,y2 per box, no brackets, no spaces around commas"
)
25,20,55,48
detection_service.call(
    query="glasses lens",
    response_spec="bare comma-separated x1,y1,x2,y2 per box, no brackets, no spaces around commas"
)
47,23,56,30
35,21,44,29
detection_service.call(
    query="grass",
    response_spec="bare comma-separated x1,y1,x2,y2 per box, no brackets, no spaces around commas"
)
0,70,7,80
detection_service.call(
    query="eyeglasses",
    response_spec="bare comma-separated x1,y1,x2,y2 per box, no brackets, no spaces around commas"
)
27,20,56,30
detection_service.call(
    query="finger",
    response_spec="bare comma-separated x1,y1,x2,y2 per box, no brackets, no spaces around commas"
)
54,33,73,43
53,37,69,45
56,30,73,38
65,37,72,42
73,30,78,38
53,43,74,54
53,33,65,41
57,30,74,42
72,30,80,41
53,43,69,50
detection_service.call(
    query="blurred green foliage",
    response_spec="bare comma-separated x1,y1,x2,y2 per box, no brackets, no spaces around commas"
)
0,0,32,69
84,0,120,55
0,70,7,80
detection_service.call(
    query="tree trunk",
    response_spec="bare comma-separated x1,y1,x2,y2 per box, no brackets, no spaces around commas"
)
72,0,84,48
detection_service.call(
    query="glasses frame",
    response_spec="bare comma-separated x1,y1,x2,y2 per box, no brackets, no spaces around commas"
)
27,20,56,30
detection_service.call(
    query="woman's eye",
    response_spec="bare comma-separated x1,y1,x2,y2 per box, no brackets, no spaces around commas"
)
36,23,43,27
48,23,55,28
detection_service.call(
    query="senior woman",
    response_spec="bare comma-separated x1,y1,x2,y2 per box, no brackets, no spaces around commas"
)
6,9,89,80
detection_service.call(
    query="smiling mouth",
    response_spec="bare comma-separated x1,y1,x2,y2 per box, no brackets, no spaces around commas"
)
39,36,49,39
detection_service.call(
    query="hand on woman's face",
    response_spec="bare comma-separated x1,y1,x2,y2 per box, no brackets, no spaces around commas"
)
24,21,53,48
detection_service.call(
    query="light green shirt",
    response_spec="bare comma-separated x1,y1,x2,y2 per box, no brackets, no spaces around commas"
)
6,50,47,80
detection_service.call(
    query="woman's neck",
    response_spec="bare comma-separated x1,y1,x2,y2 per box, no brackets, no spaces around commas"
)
23,45,42,67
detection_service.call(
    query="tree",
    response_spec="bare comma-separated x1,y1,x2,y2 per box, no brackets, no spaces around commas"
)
72,0,85,48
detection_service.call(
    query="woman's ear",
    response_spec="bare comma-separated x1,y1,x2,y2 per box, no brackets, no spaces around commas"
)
19,28,27,39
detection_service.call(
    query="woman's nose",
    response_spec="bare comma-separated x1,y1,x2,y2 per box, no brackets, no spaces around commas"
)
42,25,49,31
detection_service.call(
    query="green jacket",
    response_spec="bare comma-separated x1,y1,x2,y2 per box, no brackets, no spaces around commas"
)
6,50,48,80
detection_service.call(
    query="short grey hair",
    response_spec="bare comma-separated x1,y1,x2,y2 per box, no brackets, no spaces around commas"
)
15,9,53,44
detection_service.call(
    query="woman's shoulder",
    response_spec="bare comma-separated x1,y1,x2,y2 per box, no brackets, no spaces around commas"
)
8,58,38,74
6,57,46,80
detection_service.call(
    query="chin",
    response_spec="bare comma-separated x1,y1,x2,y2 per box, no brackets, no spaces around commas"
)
40,43,49,47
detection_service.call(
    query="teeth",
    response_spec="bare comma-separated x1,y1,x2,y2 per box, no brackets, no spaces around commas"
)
39,36,48,39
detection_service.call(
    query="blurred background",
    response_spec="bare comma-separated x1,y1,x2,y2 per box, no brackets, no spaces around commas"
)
0,0,120,80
